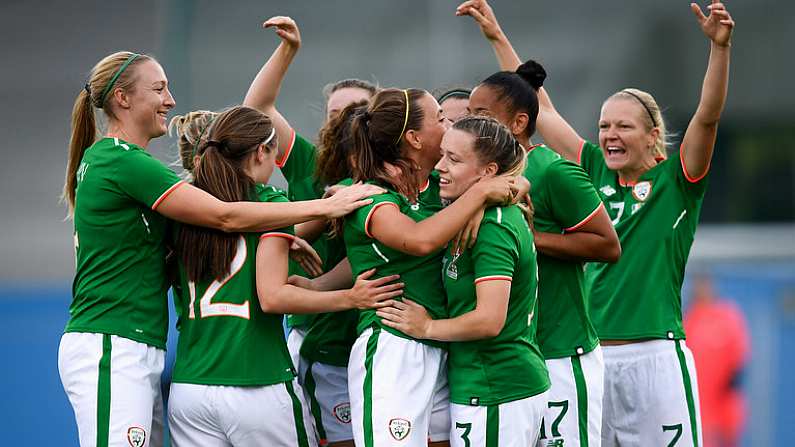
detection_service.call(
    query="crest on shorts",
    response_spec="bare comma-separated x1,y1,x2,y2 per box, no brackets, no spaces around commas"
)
632,181,652,201
333,402,352,424
127,427,146,447
389,418,411,441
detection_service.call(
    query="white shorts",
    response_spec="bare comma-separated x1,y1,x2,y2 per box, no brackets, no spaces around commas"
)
537,346,604,447
58,332,165,447
168,379,317,447
287,327,307,378
601,339,702,447
299,358,353,444
348,327,450,446
450,392,548,447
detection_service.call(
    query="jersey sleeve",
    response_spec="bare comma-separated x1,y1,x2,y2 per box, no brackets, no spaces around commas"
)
347,190,401,239
277,131,317,185
471,215,519,284
671,147,710,199
257,186,296,239
546,159,604,232
577,140,605,180
115,149,183,209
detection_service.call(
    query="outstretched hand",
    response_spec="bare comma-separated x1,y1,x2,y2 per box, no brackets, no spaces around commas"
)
690,1,734,47
264,16,301,48
288,236,323,277
456,0,503,42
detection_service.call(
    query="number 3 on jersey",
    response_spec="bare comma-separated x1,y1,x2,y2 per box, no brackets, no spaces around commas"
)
188,236,250,320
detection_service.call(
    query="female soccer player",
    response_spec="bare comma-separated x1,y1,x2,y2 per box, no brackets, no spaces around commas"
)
59,51,380,447
458,3,621,445
338,87,518,447
436,88,471,123
242,17,379,446
166,105,404,447
462,1,735,445
378,115,551,446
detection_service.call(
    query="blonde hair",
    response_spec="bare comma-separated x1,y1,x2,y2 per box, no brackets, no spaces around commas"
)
609,88,668,160
63,51,153,214
169,110,218,174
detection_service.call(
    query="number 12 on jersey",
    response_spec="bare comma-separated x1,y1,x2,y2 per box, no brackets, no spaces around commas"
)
188,236,251,320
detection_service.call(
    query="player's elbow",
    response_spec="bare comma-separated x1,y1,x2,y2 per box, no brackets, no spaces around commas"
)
590,229,621,263
215,204,240,233
601,238,622,263
257,287,282,314
476,313,506,339
405,237,440,257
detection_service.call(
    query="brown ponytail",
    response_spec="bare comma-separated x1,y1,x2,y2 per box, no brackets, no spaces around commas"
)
174,106,275,282
347,88,426,201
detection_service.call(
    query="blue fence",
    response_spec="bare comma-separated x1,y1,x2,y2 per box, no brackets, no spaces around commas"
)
2,261,793,445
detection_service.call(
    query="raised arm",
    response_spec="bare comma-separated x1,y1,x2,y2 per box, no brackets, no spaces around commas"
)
680,1,734,181
242,16,301,160
458,0,584,162
156,182,382,232
369,177,512,257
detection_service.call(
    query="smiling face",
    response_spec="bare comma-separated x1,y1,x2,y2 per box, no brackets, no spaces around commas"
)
434,128,489,201
125,59,175,139
326,87,373,122
598,97,658,173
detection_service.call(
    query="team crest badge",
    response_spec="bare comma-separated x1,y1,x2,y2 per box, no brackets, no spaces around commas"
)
127,427,146,447
333,402,352,424
445,250,461,280
632,181,652,201
600,185,617,197
389,418,411,441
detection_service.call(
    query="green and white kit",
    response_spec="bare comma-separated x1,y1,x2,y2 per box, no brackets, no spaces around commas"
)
443,205,550,447
345,176,451,446
168,185,315,446
579,140,706,446
524,145,606,447
60,137,183,447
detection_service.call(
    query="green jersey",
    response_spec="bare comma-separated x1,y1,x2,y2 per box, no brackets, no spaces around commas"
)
278,131,325,329
299,178,356,367
278,131,355,366
524,145,603,359
66,137,183,348
171,185,296,386
344,175,445,346
443,206,550,405
579,141,709,340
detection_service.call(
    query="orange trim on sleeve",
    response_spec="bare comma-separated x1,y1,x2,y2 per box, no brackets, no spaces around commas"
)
275,129,297,168
474,275,512,285
364,202,399,239
151,181,186,210
419,178,430,193
564,202,605,233
259,232,295,242
576,139,586,165
679,145,709,183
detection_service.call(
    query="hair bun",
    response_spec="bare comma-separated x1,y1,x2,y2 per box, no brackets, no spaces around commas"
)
516,59,547,91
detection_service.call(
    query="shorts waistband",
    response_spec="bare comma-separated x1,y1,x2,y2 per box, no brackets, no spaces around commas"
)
601,339,680,360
